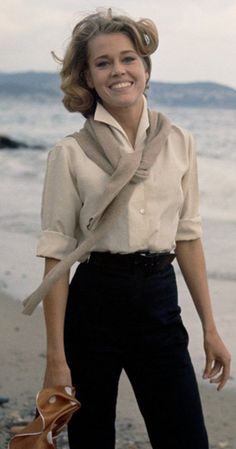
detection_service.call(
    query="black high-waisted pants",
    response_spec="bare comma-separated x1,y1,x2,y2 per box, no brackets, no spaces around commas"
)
64,259,209,449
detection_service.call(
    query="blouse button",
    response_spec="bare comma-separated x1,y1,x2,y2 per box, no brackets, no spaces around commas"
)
139,208,145,215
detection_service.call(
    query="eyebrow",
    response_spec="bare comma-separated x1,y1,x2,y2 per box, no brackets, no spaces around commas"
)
93,50,137,62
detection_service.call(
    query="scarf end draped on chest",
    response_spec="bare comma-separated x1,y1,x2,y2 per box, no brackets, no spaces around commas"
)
22,110,171,315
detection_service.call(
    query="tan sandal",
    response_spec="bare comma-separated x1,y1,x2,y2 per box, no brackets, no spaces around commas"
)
9,385,81,449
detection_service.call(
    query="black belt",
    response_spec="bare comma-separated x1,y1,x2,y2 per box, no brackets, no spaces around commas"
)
87,251,176,273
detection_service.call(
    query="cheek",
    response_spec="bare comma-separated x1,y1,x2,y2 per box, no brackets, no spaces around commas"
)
89,71,107,92
137,62,149,85
138,71,149,88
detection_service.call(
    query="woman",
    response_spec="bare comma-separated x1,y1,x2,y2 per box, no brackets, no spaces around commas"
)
26,9,231,449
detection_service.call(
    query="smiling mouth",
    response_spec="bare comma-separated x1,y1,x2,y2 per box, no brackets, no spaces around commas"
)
110,81,133,90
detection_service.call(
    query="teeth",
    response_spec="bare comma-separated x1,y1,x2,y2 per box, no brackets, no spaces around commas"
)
111,82,132,89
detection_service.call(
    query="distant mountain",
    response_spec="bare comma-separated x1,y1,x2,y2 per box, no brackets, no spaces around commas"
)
149,81,236,109
0,72,60,99
1,71,236,109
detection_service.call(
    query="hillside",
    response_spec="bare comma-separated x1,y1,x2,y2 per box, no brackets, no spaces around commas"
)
0,72,60,98
149,81,236,109
1,72,236,108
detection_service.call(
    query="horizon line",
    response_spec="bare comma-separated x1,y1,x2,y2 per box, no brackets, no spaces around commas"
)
0,70,235,91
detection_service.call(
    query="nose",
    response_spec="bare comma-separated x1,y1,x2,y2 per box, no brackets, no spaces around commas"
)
111,61,125,76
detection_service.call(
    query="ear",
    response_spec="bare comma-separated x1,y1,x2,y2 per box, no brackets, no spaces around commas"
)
85,70,94,89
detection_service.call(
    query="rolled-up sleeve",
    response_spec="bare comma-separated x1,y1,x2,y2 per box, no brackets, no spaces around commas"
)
176,133,202,241
37,144,82,259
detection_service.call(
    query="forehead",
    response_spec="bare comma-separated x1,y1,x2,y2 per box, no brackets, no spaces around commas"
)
87,33,136,59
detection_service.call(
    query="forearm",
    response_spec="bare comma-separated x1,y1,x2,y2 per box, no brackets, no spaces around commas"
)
43,257,70,363
175,238,216,333
175,239,231,389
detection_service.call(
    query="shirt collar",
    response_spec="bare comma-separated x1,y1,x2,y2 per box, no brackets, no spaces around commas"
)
94,96,150,147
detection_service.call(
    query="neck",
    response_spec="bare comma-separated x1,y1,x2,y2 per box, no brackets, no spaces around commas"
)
103,100,144,147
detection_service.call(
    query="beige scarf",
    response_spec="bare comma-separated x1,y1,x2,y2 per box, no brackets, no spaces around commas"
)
23,110,171,315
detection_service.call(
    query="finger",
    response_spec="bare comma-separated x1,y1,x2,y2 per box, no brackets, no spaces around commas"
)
203,358,214,378
217,363,231,391
217,378,227,391
207,360,222,378
210,374,222,384
210,364,231,391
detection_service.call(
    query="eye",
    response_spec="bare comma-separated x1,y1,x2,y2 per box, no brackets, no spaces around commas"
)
95,60,110,68
123,56,136,64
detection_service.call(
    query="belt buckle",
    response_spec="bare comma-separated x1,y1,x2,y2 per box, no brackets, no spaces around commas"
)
133,251,149,266
138,252,157,270
139,251,149,257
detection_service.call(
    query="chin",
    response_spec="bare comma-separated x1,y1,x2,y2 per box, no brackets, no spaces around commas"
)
110,95,142,108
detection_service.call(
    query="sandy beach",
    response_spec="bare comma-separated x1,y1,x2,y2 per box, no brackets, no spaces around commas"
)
1,268,235,449
1,71,236,449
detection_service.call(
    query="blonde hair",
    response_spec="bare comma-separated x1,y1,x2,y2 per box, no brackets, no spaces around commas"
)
56,9,159,117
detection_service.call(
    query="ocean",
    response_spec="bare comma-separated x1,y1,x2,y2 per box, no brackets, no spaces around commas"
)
0,96,236,301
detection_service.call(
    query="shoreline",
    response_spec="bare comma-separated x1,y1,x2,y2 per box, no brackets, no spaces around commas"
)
1,280,236,449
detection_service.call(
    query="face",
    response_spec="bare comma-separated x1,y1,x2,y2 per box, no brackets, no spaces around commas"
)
85,33,149,115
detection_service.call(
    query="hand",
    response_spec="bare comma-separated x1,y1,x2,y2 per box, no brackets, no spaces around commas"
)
203,329,231,391
43,358,72,389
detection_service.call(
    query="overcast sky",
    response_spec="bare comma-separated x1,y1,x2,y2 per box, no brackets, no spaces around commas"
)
1,0,236,88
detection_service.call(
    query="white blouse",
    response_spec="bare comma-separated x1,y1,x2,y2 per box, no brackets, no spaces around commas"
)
37,98,202,260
